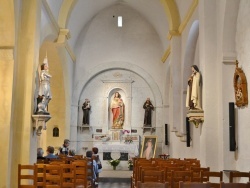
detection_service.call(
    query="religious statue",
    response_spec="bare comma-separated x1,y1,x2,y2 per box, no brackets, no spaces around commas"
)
186,65,204,128
186,65,202,110
110,92,124,129
143,98,154,127
82,98,91,125
36,55,52,114
233,60,248,107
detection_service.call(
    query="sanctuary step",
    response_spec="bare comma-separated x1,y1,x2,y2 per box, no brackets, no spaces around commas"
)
98,170,131,188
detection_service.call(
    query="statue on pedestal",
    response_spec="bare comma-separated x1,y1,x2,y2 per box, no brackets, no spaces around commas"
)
143,98,154,127
36,55,52,114
186,65,204,128
110,92,124,129
186,65,202,110
82,98,91,125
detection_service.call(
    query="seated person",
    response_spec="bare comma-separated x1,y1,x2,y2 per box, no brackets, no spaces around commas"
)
44,146,58,159
92,147,102,182
86,150,98,185
37,147,45,160
59,139,70,155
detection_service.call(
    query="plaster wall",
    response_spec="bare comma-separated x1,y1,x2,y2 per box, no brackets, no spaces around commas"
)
235,0,250,173
175,0,194,21
74,4,165,99
37,2,75,152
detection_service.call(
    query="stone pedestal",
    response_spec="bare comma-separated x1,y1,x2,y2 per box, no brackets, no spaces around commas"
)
32,114,51,136
187,110,204,128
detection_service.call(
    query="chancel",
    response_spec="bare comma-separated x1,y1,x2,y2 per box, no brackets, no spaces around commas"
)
2,1,250,187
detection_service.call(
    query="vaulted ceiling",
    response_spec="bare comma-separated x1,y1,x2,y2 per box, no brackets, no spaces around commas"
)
45,0,197,62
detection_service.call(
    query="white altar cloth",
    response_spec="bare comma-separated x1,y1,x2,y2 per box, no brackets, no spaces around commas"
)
94,143,139,156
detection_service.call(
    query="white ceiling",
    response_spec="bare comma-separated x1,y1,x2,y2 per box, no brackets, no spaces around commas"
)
47,0,170,50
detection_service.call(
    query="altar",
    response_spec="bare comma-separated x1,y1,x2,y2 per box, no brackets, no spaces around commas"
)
93,135,140,170
94,143,139,155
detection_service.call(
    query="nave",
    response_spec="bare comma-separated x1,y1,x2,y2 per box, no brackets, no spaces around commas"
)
98,170,131,188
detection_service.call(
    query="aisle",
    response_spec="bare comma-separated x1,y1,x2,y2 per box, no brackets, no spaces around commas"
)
97,170,132,188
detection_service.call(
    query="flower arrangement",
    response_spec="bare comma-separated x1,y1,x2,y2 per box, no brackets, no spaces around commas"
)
122,129,130,134
124,135,133,144
128,159,133,167
128,158,133,170
108,159,120,170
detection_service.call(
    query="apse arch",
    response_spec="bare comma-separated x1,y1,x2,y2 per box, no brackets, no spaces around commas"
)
73,61,162,107
182,20,199,89
179,20,199,136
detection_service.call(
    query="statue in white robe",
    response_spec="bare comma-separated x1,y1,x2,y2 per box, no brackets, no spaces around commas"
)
186,65,202,110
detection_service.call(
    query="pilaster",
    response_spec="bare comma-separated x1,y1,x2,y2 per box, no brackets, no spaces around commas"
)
10,1,41,187
169,37,182,136
0,49,14,188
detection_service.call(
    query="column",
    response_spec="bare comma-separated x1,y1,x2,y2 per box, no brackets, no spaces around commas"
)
9,1,41,187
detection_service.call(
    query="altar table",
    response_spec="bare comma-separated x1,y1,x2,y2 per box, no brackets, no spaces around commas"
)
94,143,139,156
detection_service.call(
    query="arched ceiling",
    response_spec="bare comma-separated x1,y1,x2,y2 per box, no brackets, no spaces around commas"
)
46,0,198,62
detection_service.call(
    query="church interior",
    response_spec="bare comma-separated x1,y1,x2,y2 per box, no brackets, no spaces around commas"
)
1,0,250,187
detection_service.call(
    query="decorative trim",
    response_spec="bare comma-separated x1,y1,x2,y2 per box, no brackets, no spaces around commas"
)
178,0,199,34
234,60,248,107
223,52,237,63
102,80,134,83
187,110,204,128
161,46,171,63
41,0,60,32
161,0,199,62
65,42,76,62
42,0,76,63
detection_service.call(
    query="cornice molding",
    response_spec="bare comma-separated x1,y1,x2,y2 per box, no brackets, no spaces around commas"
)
223,52,237,64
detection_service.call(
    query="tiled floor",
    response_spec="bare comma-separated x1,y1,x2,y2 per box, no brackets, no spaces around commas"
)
97,170,132,188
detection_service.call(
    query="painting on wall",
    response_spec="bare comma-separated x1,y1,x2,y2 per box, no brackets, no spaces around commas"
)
140,135,157,159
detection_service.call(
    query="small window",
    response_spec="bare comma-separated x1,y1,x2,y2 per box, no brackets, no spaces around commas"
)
118,16,122,27
53,127,59,137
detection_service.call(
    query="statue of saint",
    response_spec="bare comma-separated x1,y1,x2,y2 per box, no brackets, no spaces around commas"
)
186,65,202,110
110,92,124,129
36,55,52,114
143,98,154,127
82,99,91,125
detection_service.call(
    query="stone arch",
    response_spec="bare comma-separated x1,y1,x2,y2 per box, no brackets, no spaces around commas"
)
182,20,199,90
58,0,77,28
179,20,199,136
73,61,162,107
38,40,68,148
161,0,180,33
71,61,163,136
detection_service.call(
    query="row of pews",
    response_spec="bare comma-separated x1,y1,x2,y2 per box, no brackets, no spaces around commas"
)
131,157,250,188
18,155,96,188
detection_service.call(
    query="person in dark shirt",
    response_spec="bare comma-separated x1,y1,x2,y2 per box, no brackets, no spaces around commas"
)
59,139,70,155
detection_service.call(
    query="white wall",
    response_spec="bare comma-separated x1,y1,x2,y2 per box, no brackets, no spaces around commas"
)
235,0,250,172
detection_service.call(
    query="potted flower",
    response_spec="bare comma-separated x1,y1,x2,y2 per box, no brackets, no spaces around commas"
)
108,159,120,170
128,158,133,170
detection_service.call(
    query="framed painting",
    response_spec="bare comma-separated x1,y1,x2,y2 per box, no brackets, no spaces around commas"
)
140,135,157,159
